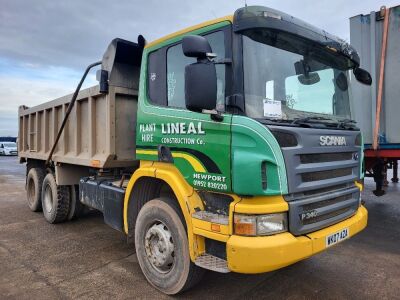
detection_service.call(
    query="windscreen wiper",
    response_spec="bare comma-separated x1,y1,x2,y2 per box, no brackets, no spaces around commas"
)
256,118,293,125
337,119,357,129
291,116,332,125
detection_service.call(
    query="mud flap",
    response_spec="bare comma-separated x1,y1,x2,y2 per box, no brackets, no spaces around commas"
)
79,178,125,231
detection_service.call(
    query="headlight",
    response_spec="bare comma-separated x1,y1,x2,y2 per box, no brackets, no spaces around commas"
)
234,213,288,236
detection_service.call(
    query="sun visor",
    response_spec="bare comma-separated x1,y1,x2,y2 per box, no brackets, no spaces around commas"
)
233,6,360,66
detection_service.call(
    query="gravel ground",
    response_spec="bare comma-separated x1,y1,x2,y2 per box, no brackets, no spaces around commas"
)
0,156,399,299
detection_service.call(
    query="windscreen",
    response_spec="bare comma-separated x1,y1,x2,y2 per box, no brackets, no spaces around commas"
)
243,33,353,123
3,142,16,147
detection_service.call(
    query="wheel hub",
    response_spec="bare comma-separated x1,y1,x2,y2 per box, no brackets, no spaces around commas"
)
144,222,175,273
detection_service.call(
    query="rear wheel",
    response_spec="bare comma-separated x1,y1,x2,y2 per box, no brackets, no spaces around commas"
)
67,185,83,220
135,198,204,295
26,167,45,212
41,173,70,223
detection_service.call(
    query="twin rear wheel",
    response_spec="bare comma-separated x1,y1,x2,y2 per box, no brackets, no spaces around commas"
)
26,168,45,212
26,168,83,223
41,173,70,223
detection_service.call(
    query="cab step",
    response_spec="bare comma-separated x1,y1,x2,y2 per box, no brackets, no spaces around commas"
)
194,253,230,273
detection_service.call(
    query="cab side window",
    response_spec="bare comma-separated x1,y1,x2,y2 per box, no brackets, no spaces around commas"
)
166,44,195,108
147,30,226,110
148,48,167,106
167,30,226,109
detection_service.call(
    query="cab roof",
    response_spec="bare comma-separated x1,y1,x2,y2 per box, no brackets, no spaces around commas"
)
145,15,233,49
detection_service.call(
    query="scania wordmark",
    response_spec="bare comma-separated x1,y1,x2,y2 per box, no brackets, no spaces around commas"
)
18,6,371,294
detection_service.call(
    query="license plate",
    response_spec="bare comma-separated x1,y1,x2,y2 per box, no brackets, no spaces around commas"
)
326,228,349,247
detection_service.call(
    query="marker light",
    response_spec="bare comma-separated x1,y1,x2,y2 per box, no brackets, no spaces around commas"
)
234,214,256,236
262,11,282,20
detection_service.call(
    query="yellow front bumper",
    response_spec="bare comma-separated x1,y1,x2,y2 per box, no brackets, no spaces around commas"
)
226,205,368,273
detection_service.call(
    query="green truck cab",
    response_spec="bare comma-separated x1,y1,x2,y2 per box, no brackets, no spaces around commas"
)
19,6,371,294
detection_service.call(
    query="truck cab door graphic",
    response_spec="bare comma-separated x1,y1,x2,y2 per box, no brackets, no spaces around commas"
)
136,26,233,192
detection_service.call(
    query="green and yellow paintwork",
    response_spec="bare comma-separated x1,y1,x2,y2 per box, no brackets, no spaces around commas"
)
136,149,207,173
124,16,291,263
137,20,233,193
135,18,288,195
122,15,368,274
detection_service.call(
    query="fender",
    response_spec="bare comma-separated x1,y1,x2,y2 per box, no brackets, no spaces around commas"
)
123,160,205,260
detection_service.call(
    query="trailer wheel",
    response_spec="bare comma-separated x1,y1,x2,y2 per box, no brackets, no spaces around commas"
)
41,173,70,223
135,198,204,295
67,185,83,220
26,167,45,212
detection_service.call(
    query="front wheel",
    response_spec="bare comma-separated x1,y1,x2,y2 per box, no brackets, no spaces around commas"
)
135,198,204,295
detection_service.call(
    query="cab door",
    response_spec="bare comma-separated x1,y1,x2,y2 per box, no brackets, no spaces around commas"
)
136,23,233,193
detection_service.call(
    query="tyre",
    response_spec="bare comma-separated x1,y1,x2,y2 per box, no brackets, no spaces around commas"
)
26,167,45,212
67,185,83,220
41,173,70,224
135,198,205,295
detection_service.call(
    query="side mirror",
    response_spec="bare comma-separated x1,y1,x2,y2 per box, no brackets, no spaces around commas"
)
96,69,109,93
185,62,217,112
182,35,212,59
183,35,217,112
353,68,372,85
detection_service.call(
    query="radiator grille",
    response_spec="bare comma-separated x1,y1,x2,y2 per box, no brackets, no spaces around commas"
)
287,186,360,235
302,207,351,225
268,125,362,235
301,168,353,182
302,183,349,196
302,194,352,211
268,125,361,195
300,152,353,164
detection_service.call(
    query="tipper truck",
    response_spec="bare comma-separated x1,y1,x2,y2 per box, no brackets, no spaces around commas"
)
19,6,371,294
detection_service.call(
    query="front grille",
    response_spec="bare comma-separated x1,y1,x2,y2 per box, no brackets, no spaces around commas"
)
300,152,353,164
302,194,352,211
266,125,362,235
303,183,349,196
287,186,360,235
269,126,361,194
301,168,353,182
302,207,351,225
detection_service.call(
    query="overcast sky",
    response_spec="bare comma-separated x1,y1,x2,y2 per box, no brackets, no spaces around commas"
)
0,0,397,136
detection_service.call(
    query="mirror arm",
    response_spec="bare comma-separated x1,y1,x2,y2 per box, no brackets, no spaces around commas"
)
226,94,245,112
213,58,232,65
203,109,224,122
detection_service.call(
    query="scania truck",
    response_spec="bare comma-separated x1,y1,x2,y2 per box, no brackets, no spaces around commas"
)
18,6,371,294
